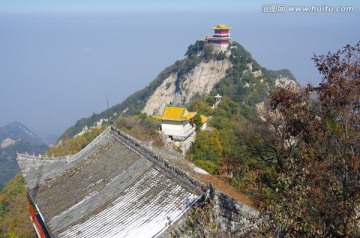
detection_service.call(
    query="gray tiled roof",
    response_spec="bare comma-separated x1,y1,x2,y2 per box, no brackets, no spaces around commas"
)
17,127,197,238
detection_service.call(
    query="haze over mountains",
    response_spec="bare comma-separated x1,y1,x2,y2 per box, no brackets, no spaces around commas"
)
1,4,359,138
0,122,52,188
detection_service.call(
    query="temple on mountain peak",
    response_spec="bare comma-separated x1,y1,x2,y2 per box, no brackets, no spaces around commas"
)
207,24,231,51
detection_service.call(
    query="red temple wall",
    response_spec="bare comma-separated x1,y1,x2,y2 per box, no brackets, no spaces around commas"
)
28,202,47,238
209,40,229,45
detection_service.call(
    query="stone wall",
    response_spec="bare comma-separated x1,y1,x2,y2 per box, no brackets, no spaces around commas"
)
214,193,259,236
161,191,259,238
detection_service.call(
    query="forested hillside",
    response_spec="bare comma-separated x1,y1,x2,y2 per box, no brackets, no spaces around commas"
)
186,42,360,237
0,174,35,238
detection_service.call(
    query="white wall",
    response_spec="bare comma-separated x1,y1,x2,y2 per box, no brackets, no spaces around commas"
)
162,120,194,136
162,120,184,136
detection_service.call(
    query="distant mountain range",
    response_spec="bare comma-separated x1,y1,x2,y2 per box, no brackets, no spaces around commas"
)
0,122,51,189
0,122,43,146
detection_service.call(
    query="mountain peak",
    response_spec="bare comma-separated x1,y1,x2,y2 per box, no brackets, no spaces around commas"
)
10,121,34,136
0,122,42,145
0,122,49,189
61,38,298,139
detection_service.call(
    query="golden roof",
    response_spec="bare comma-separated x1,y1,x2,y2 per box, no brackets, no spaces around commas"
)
200,114,209,124
155,106,197,121
184,112,197,120
212,24,231,30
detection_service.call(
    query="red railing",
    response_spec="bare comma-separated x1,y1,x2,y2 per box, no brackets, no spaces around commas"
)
28,202,47,238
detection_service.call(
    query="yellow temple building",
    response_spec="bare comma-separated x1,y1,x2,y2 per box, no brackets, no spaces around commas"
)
154,106,197,141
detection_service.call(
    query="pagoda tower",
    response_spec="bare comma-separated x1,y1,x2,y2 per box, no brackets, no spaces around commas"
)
208,24,231,51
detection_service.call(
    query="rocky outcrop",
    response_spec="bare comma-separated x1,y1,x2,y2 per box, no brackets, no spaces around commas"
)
244,62,263,78
142,59,231,116
275,76,299,91
1,138,16,149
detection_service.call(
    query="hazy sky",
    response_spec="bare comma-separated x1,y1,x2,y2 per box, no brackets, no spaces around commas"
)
1,0,359,137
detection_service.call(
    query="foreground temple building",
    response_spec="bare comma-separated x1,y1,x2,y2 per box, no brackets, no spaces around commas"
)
17,127,199,237
18,126,258,237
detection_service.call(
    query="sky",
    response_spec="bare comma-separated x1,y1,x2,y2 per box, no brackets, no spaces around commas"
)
0,0,359,137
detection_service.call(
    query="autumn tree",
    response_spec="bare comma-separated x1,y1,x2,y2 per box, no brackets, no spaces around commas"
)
254,42,360,237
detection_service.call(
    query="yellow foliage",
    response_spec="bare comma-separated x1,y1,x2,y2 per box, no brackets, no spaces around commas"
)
114,115,163,147
0,174,35,237
46,126,106,156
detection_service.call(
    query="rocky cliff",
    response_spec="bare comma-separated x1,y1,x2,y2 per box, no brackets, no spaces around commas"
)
142,59,231,115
